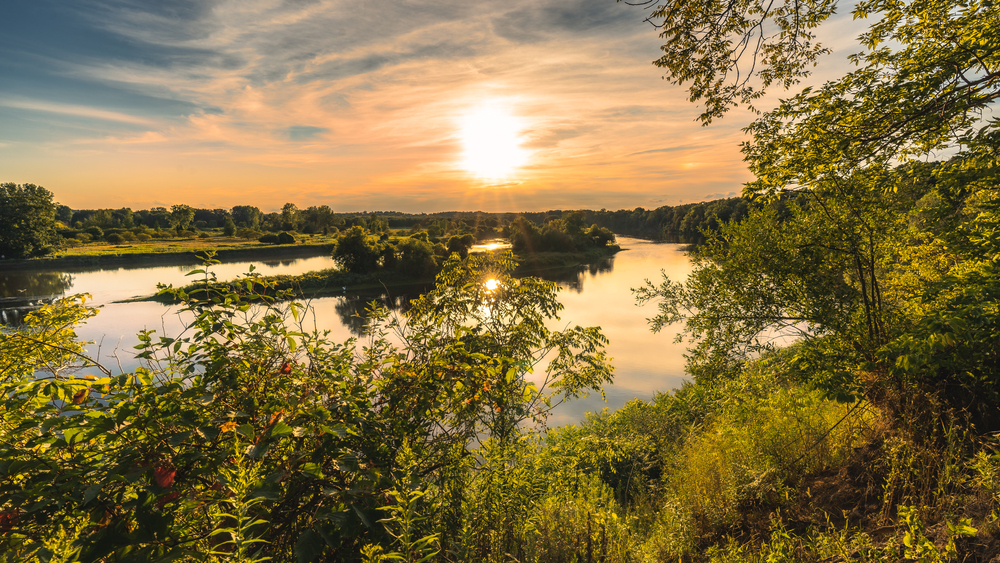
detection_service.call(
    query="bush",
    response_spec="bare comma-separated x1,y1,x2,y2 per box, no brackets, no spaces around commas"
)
258,233,279,244
664,359,861,534
277,231,296,244
105,233,125,244
395,237,437,278
236,228,263,240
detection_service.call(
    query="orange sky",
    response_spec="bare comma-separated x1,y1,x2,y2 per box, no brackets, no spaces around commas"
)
0,1,864,213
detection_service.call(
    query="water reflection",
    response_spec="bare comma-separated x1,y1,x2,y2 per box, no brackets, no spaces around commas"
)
0,271,77,325
330,284,431,336
261,259,299,268
0,271,75,299
542,258,615,294
1,255,338,308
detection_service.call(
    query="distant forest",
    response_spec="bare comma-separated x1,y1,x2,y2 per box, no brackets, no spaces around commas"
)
58,196,751,242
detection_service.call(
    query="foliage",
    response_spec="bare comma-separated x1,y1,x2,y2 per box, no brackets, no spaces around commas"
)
618,0,837,123
632,0,1000,420
333,226,382,274
170,204,195,231
0,250,612,562
0,182,60,259
223,216,237,237
507,213,617,253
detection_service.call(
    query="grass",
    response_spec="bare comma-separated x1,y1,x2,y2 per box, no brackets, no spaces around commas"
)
57,233,338,257
5,233,340,271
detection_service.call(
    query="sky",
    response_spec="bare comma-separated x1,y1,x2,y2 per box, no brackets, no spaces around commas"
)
0,0,864,213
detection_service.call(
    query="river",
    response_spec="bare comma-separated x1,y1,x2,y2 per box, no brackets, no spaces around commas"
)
1,237,693,426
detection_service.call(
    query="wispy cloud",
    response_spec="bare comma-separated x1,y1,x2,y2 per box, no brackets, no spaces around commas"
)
626,145,711,157
0,98,157,126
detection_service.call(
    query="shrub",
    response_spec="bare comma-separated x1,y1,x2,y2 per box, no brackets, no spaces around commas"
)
258,233,279,244
236,228,263,240
277,231,296,244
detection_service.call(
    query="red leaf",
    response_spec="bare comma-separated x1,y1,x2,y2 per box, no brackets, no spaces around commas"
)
155,491,181,507
153,465,176,489
0,510,20,531
279,362,293,374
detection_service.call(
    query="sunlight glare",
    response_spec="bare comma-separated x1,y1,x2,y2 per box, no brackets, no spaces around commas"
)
459,102,529,179
485,278,499,291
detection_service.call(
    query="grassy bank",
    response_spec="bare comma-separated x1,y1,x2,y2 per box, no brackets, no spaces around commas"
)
2,234,339,271
458,342,1000,563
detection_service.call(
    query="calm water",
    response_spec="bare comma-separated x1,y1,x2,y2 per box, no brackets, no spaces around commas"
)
3,238,693,426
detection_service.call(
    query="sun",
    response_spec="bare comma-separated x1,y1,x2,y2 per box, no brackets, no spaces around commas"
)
459,102,529,180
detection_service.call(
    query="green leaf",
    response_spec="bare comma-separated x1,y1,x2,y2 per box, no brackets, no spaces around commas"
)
84,482,103,505
271,421,293,438
295,529,325,563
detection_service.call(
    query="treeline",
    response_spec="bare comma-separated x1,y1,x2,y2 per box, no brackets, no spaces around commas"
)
579,197,751,241
56,204,345,241
55,198,747,244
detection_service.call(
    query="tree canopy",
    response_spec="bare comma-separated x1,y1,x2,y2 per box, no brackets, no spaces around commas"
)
635,0,1000,425
625,0,999,129
0,183,59,259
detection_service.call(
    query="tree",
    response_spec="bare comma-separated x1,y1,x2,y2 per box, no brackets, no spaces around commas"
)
633,0,1000,421
0,182,59,259
619,0,837,123
623,0,999,130
281,202,300,231
223,215,237,237
231,205,263,230
446,234,476,258
395,236,438,278
332,226,381,273
169,204,195,232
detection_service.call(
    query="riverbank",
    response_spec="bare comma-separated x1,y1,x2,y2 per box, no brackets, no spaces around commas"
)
1,238,337,272
129,245,621,303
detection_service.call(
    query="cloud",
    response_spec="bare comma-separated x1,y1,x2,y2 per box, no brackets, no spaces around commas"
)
492,0,638,43
703,191,739,200
0,98,156,126
523,127,587,149
626,144,710,157
286,125,330,141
